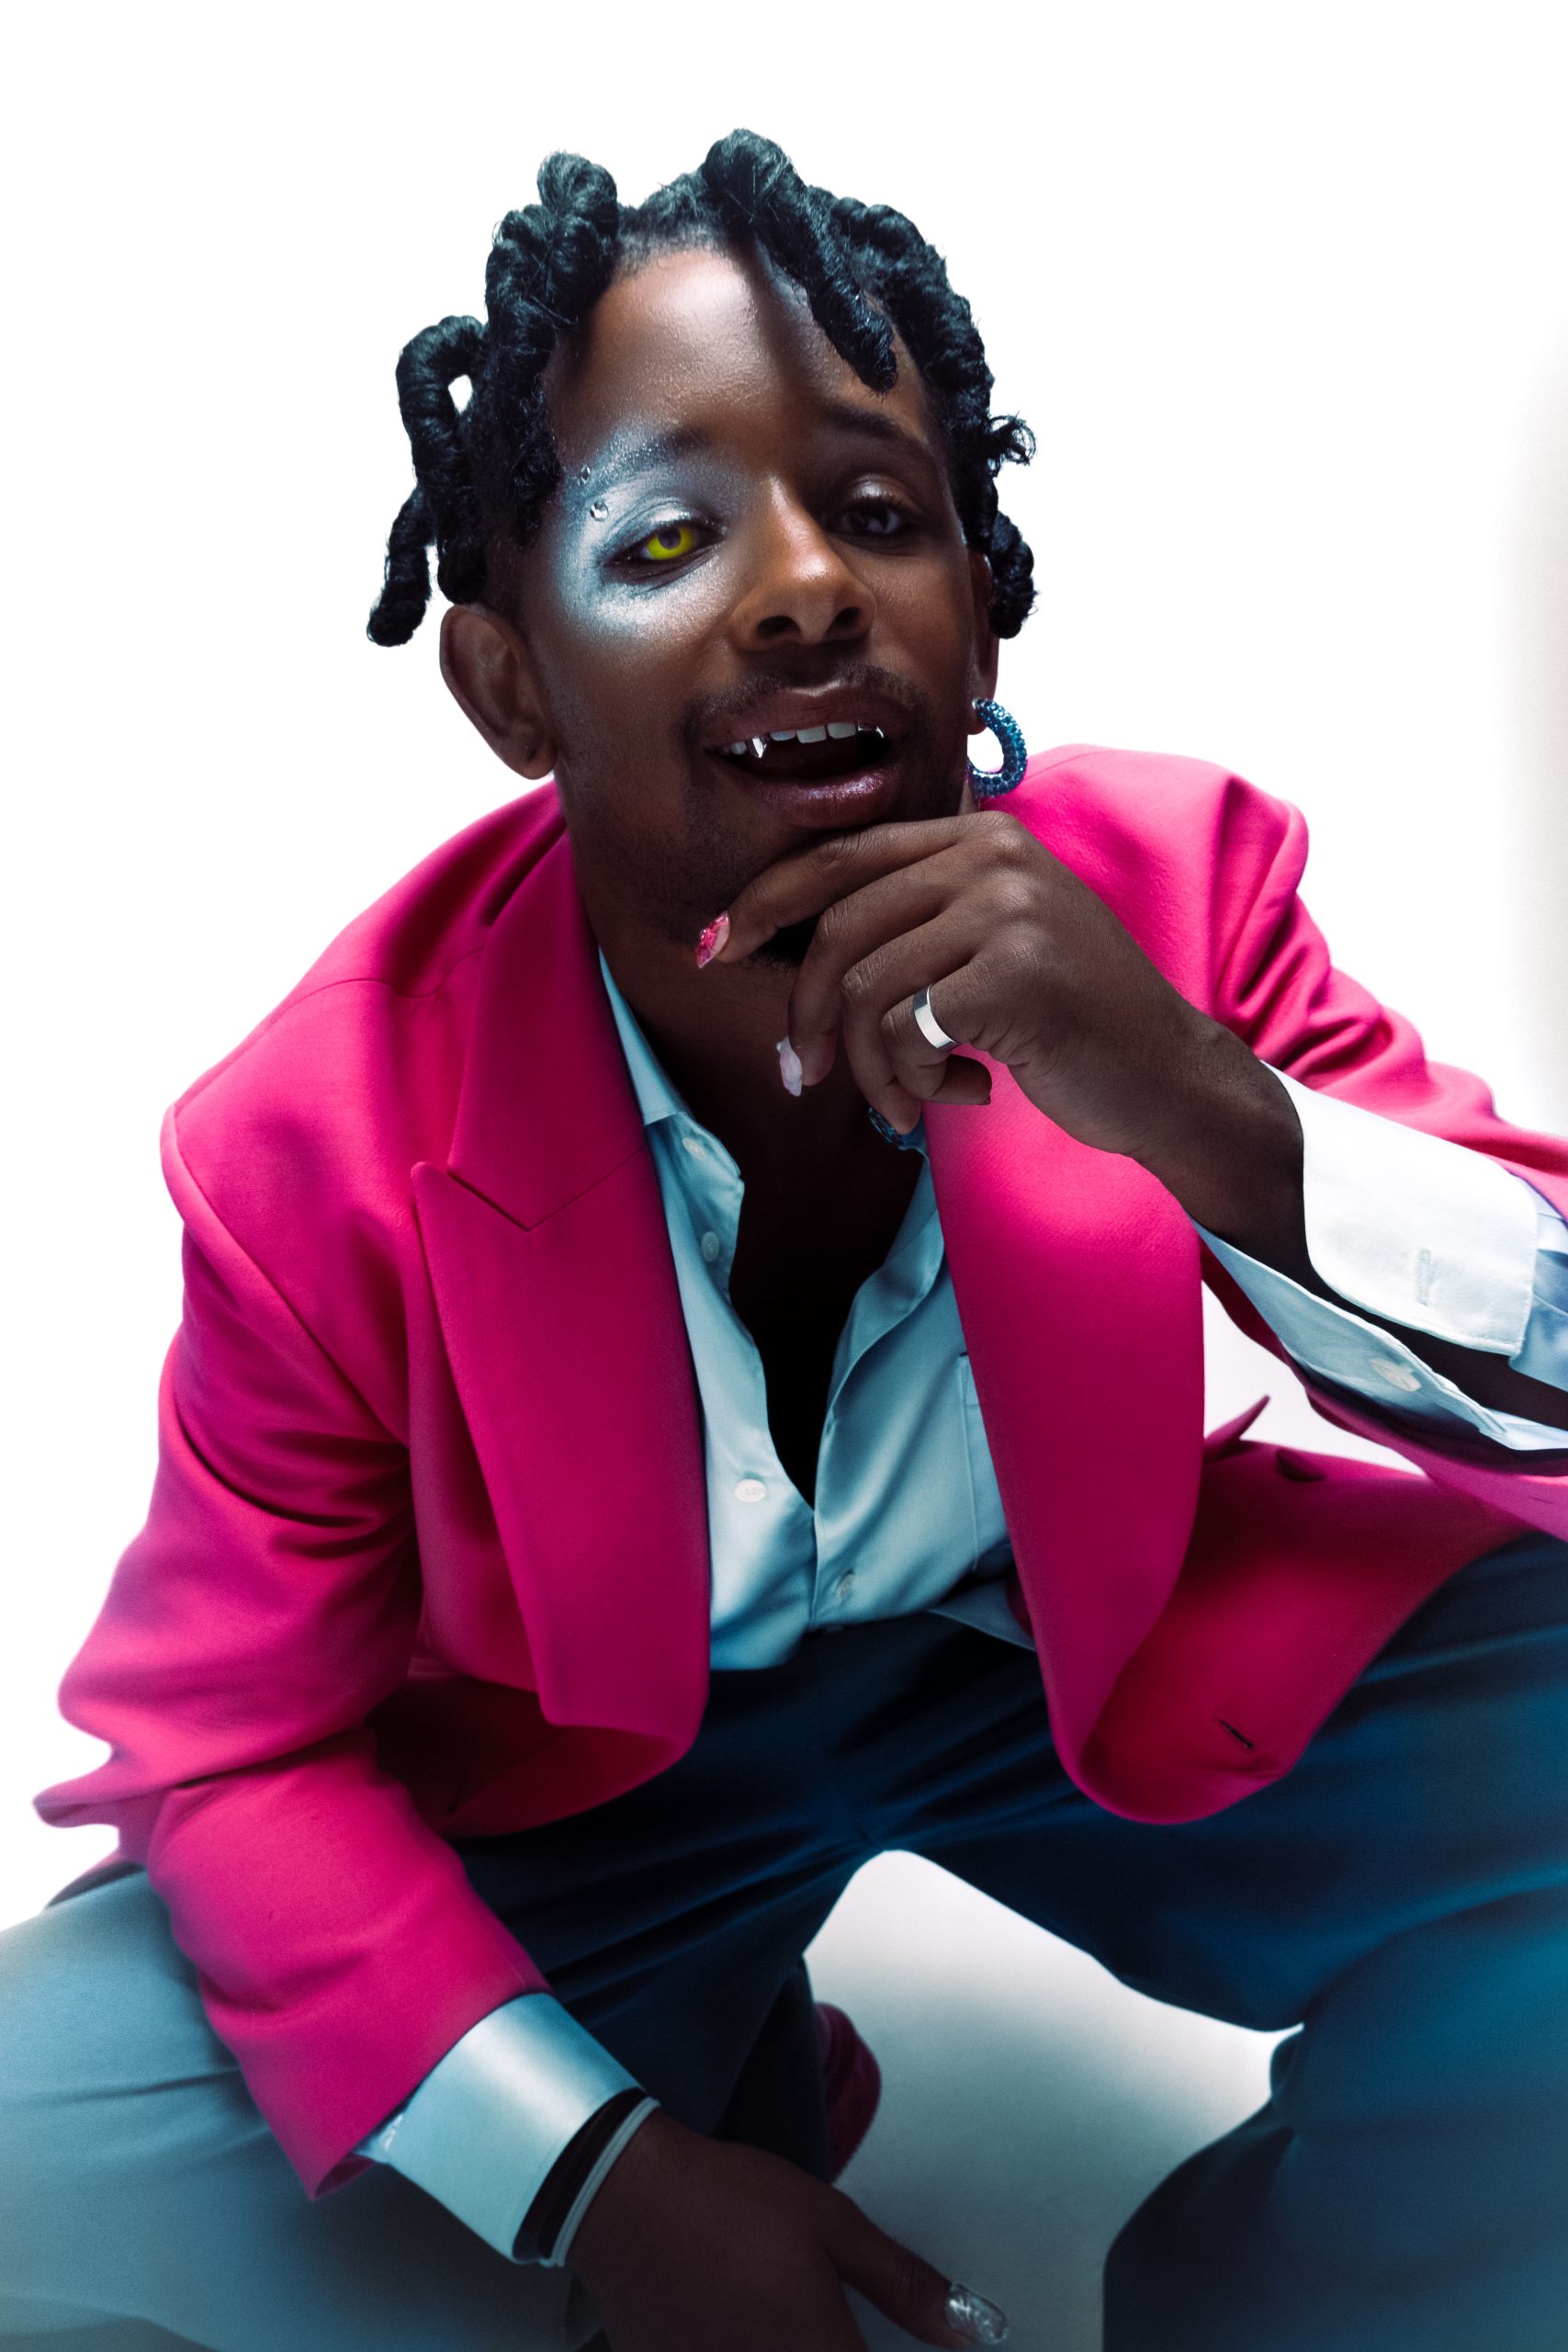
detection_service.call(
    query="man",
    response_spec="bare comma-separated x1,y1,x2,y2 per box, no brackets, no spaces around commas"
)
3,130,1567,2351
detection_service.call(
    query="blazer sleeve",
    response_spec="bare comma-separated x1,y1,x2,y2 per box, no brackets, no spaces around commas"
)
1199,772,1568,1532
33,1108,546,2198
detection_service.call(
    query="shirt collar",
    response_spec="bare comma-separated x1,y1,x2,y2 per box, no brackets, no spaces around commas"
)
598,949,694,1132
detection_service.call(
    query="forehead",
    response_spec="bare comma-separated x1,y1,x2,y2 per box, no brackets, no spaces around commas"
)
542,243,943,480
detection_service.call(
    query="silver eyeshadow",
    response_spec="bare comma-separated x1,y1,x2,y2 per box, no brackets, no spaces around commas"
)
546,413,926,635
546,438,755,637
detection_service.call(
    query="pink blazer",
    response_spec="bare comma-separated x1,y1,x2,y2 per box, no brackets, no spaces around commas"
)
38,745,1568,2199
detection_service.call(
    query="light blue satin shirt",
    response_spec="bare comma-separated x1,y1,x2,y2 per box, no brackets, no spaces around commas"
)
360,956,1568,2259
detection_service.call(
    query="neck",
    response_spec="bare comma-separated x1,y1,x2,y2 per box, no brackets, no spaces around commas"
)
597,924,871,1170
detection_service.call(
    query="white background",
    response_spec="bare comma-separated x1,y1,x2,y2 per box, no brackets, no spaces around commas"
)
5,4,1568,2342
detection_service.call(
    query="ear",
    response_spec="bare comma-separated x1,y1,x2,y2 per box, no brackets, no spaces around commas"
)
439,604,558,781
965,548,1001,707
958,552,1004,816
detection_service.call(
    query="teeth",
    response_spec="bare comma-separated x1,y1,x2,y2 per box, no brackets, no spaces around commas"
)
717,722,887,760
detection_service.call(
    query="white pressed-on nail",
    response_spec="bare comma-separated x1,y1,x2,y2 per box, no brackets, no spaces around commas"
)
945,2283,1009,2344
775,1038,804,1098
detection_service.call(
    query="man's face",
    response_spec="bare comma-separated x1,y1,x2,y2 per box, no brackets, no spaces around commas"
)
502,243,998,963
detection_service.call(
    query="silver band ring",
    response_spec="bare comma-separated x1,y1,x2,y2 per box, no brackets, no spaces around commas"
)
911,985,958,1053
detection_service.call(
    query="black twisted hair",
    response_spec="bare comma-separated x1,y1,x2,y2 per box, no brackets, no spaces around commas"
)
367,130,1035,648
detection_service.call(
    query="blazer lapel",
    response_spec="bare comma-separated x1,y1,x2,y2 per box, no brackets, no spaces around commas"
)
413,797,1203,1773
412,824,709,1750
926,1070,1205,1771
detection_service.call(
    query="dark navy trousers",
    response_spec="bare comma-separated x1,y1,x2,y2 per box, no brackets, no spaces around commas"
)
3,1532,1567,2349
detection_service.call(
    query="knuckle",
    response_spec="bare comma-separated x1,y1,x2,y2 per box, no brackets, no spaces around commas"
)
981,808,1027,855
814,895,855,951
984,913,1032,970
815,830,864,880
990,869,1038,924
839,956,881,1011
889,2249,930,2327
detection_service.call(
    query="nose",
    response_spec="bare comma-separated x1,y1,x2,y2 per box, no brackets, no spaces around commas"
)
727,487,874,652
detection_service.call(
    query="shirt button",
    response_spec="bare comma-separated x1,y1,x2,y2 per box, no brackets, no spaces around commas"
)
735,1477,768,1503
1370,1358,1423,1394
834,1569,856,1602
682,1136,706,1159
700,1230,722,1263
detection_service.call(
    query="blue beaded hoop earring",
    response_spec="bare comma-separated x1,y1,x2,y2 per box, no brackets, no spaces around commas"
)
966,697,1029,798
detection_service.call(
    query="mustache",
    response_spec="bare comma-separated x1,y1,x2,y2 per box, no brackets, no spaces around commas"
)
682,660,928,752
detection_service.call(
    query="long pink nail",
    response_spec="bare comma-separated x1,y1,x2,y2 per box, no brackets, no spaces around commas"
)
695,912,730,968
776,1038,804,1097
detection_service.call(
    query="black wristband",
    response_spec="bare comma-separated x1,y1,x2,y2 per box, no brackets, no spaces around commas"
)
513,2086,649,2262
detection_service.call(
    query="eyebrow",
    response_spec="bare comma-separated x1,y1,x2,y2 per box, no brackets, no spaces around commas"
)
584,423,714,485
582,401,939,488
814,399,937,465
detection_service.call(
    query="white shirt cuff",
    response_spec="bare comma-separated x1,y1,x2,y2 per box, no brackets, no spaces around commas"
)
1200,1225,1568,1451
1195,1068,1568,1451
1515,1193,1568,1389
354,1994,642,2262
1273,1067,1539,1353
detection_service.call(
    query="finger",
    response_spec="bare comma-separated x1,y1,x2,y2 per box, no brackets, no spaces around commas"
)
791,899,976,1091
871,1044,990,1133
705,818,970,964
845,968,968,1133
876,956,1011,1087
826,2192,1010,2346
784,863,959,1084
924,1051,994,1110
817,919,993,1128
863,1050,992,1139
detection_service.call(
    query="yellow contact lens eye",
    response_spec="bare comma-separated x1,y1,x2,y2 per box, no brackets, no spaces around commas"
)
639,523,697,561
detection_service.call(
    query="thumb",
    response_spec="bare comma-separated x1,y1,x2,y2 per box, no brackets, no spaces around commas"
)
825,2190,1010,2346
927,1050,992,1109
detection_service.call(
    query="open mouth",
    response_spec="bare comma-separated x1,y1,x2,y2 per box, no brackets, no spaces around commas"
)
713,721,893,786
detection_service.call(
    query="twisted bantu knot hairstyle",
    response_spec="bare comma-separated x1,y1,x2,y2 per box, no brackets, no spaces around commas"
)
826,196,1036,637
468,154,621,542
367,314,489,646
696,133,896,392
367,131,1036,645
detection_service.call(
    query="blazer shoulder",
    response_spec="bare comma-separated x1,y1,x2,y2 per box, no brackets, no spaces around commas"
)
183,786,564,1080
1009,743,1309,978
1017,742,1302,865
164,786,567,1278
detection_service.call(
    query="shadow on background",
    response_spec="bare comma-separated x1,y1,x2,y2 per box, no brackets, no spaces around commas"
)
808,1854,1280,2352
